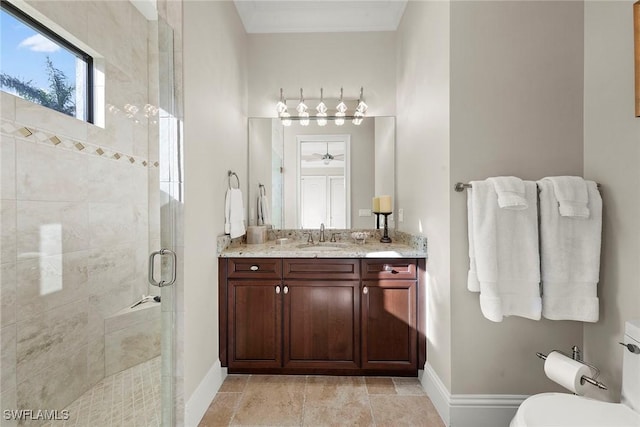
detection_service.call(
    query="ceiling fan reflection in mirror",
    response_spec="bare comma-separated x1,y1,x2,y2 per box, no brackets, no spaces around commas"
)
301,142,344,165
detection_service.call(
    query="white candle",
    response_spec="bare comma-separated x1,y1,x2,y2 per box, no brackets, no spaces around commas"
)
379,195,392,213
372,197,380,213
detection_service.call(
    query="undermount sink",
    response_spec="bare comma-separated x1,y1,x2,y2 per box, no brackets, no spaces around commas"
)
296,242,349,251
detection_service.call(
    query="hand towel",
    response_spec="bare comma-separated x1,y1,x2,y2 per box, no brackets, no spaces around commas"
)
538,180,601,322
257,192,271,226
543,176,590,218
487,176,528,209
225,188,246,239
467,180,541,322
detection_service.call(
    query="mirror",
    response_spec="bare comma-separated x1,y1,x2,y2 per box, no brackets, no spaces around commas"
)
248,117,395,229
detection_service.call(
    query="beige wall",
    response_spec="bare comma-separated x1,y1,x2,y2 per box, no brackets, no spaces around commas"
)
248,32,396,118
396,0,588,396
396,0,452,389
583,0,640,402
0,0,155,415
182,0,248,406
449,0,585,395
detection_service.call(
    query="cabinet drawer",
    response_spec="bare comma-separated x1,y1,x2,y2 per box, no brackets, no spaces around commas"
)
283,259,359,280
361,259,417,280
228,258,282,279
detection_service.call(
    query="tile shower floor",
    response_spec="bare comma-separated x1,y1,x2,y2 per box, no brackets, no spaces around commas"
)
199,375,445,427
44,356,161,427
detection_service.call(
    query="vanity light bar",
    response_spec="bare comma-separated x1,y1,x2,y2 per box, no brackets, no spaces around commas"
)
284,115,366,121
276,87,369,125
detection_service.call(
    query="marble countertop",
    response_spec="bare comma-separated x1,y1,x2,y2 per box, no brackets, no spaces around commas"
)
219,239,426,258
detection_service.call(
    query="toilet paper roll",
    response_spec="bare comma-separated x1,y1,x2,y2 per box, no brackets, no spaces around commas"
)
543,351,592,395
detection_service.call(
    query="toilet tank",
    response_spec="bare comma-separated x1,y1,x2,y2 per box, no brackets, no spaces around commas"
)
621,320,640,412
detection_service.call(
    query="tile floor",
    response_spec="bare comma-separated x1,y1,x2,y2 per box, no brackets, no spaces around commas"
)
43,356,161,427
199,375,444,427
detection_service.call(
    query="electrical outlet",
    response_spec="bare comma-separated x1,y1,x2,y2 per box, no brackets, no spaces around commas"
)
359,209,372,217
399,208,404,222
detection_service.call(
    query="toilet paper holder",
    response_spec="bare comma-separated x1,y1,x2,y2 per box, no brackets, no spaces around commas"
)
536,348,608,390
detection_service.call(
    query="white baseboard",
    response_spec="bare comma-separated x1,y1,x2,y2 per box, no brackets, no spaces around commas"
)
423,363,528,427
422,363,452,424
185,360,227,427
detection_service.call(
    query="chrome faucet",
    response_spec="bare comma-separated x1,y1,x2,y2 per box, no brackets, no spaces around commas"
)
319,223,326,243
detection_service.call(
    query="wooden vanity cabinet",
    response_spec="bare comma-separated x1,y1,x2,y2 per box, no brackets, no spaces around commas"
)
219,257,425,375
361,259,418,371
283,259,360,371
225,259,283,369
228,280,282,369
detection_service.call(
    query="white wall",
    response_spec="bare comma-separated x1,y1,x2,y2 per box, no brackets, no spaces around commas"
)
182,0,247,420
396,0,452,389
248,32,396,118
583,0,640,402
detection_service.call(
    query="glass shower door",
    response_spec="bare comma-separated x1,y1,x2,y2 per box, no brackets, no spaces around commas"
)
151,16,183,427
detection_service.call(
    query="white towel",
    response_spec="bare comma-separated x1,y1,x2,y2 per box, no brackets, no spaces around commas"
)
543,176,590,218
467,180,541,322
225,188,246,239
487,176,528,209
538,179,601,322
257,193,271,226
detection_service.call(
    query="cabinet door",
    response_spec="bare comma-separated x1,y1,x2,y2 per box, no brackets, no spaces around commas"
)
283,281,360,370
228,280,282,369
361,280,417,371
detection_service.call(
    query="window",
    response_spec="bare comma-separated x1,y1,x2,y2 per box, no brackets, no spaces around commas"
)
0,1,93,122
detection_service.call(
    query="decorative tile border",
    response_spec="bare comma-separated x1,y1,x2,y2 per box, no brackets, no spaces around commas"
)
1,119,158,169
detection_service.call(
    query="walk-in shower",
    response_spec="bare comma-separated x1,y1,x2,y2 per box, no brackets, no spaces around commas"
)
0,2,181,426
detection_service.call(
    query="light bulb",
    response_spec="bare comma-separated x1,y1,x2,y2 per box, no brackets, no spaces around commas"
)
335,87,347,124
281,111,292,127
276,88,287,114
317,112,327,126
352,111,364,126
300,111,310,126
356,87,368,114
316,89,328,127
297,88,307,115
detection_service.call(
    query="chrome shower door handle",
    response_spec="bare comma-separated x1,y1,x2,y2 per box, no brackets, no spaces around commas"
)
148,248,178,287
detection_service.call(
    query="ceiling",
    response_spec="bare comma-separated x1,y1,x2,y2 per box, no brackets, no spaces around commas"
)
233,0,408,34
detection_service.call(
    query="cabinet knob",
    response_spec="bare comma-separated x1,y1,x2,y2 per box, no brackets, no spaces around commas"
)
250,265,259,271
275,285,281,294
283,285,289,294
363,286,368,295
383,264,397,273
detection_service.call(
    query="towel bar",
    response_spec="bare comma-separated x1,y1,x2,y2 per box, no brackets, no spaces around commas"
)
455,181,601,192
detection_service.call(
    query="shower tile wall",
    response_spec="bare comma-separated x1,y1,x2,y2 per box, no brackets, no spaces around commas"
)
0,0,160,420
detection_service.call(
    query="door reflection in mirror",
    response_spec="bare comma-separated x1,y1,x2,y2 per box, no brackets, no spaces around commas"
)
248,117,394,230
298,137,350,229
